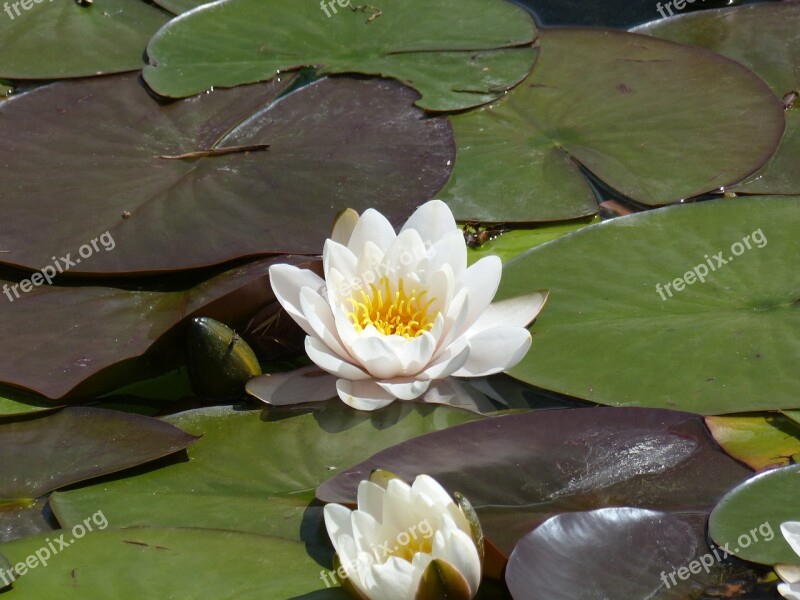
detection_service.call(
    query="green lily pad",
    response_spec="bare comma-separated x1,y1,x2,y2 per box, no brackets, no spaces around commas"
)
152,0,210,13
784,410,800,427
0,256,303,400
439,28,784,221
0,388,57,418
50,403,479,541
709,464,800,565
0,0,169,80
503,196,800,414
505,508,729,600
317,407,750,554
0,527,349,599
0,407,197,541
0,73,453,275
705,413,800,471
142,0,538,111
633,3,800,195
465,217,599,265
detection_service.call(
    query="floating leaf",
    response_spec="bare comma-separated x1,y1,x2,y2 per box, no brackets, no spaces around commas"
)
0,256,303,400
439,28,784,221
505,508,729,600
152,0,210,14
142,0,538,111
503,196,800,414
705,414,800,471
0,0,169,79
317,407,750,553
0,74,453,274
50,403,479,541
0,527,350,599
633,3,800,195
465,217,599,265
709,464,800,565
0,407,197,541
0,389,57,418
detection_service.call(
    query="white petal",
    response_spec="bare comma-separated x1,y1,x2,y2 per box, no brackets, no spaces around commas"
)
459,256,502,334
777,564,800,584
268,264,326,337
357,480,386,523
423,337,470,380
400,200,458,245
331,208,360,245
466,290,549,336
323,240,358,296
779,582,800,600
348,208,397,254
377,378,431,401
352,509,385,556
368,556,416,600
782,522,800,559
306,336,371,380
324,503,355,556
381,229,429,281
245,366,337,406
452,326,532,378
299,287,349,359
426,229,468,286
412,475,456,511
433,529,481,595
350,332,435,380
354,241,387,292
337,378,397,411
435,288,470,354
409,553,434,598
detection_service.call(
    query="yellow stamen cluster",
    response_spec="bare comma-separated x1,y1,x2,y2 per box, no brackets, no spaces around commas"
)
393,533,434,563
347,276,435,339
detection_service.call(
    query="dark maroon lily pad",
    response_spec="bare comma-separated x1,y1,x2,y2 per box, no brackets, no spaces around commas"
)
0,74,454,274
0,256,303,400
506,508,739,600
0,406,197,541
317,407,751,553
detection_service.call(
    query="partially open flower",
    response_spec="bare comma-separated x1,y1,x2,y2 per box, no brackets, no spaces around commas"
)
777,522,800,599
269,200,547,410
323,473,483,600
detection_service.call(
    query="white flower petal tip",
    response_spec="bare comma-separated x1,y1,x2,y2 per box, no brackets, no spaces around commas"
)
781,522,800,558
331,208,360,245
777,564,800,585
323,474,482,600
269,199,544,413
245,366,337,406
778,582,800,600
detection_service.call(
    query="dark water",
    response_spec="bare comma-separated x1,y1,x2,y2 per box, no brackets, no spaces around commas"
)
512,0,774,29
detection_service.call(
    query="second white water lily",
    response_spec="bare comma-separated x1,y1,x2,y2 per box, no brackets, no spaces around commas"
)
269,200,547,410
323,474,483,599
777,522,800,599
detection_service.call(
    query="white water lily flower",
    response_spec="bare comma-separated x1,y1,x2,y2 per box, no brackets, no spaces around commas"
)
777,522,800,599
269,200,547,410
324,474,482,600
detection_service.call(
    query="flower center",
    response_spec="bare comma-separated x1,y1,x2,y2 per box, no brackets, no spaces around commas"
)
346,276,436,339
392,533,434,563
